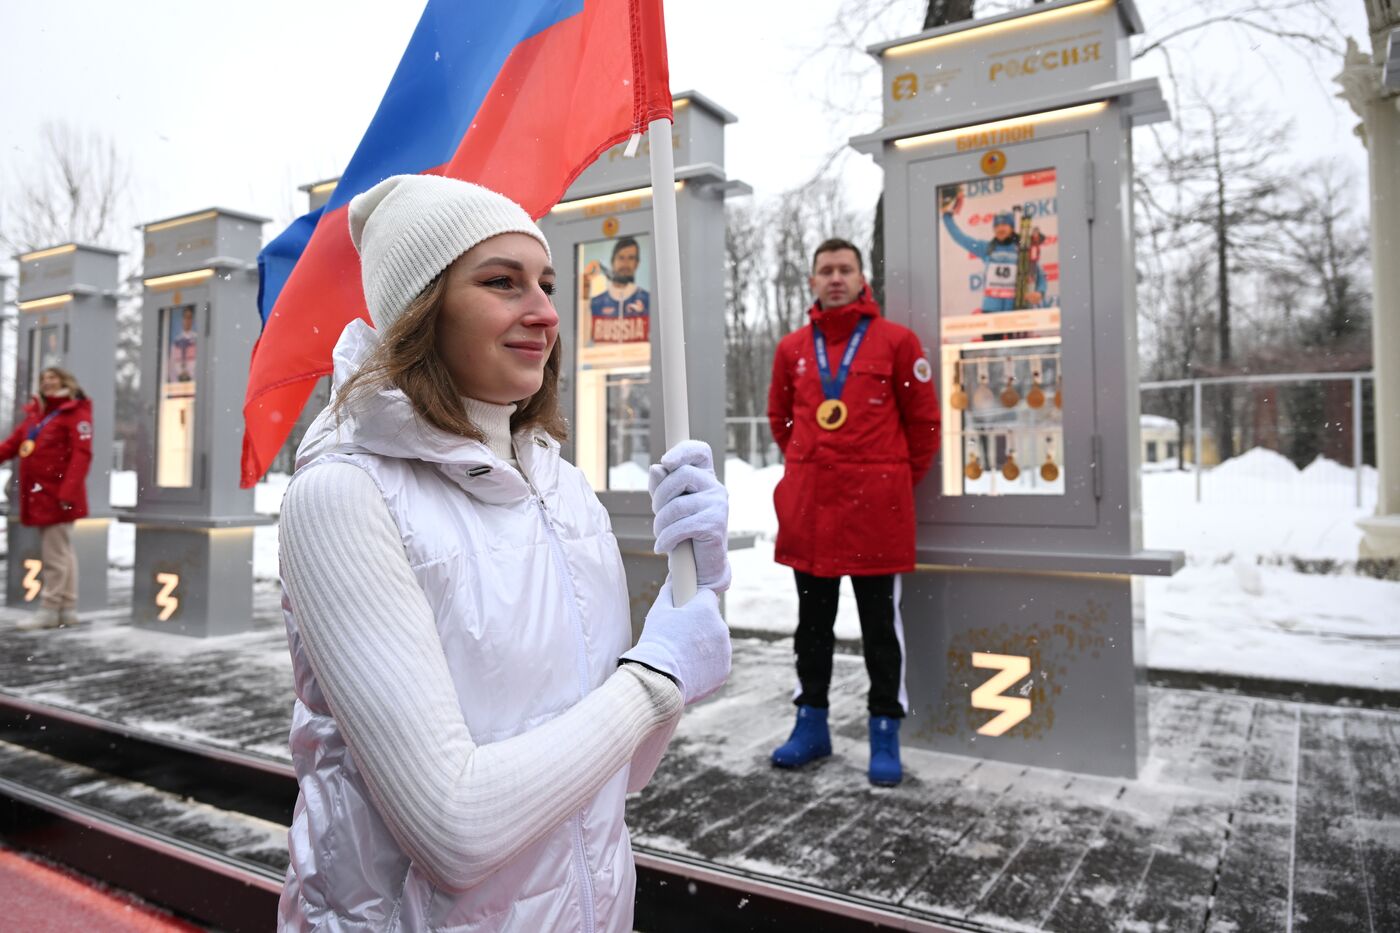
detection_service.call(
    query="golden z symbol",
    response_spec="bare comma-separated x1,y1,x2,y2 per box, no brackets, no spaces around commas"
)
155,572,180,622
970,652,1032,737
22,559,43,602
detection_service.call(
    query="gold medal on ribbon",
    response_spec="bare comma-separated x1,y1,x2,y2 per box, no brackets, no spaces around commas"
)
18,440,35,459
816,398,848,430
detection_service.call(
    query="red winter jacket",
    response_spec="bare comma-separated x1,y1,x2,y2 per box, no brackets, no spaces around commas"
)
767,288,940,577
0,394,94,527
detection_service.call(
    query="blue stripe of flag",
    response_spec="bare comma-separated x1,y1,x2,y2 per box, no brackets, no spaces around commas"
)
257,205,324,324
257,0,584,324
326,0,586,213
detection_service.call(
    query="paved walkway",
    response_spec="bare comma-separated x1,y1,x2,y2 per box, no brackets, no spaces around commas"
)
0,581,1396,931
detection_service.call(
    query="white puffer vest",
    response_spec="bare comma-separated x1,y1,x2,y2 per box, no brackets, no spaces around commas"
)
279,322,640,932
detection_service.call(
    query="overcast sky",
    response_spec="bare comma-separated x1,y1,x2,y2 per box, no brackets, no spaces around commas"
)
0,0,1373,269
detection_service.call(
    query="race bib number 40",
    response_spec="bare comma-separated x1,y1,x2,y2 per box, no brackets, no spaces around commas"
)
985,262,1016,299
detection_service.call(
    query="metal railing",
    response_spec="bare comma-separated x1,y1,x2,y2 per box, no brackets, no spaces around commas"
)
726,415,780,468
1140,371,1374,506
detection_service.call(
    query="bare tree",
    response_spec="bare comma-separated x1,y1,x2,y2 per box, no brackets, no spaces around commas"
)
1263,162,1372,468
1140,89,1297,459
1141,250,1215,468
1133,1,1347,79
2,122,141,469
2,122,131,253
1273,161,1371,354
923,0,975,28
724,202,767,457
724,173,868,461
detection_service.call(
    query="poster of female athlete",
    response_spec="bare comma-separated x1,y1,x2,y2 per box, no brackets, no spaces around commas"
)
938,168,1061,343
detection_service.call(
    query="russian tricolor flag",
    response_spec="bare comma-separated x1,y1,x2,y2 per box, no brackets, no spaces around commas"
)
241,0,673,486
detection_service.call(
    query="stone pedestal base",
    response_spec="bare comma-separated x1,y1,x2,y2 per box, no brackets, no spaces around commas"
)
1358,514,1400,559
131,525,256,638
900,568,1147,778
6,517,110,613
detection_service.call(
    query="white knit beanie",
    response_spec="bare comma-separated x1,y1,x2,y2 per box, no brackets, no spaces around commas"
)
347,175,552,332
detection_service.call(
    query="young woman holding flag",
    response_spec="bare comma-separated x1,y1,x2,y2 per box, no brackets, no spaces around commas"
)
0,366,94,630
276,174,731,932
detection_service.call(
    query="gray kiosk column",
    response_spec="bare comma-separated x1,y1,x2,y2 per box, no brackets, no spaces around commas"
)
850,0,1182,777
121,208,274,637
8,244,118,615
540,91,751,638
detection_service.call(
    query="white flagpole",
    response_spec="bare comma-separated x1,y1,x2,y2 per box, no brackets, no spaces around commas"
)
646,116,698,606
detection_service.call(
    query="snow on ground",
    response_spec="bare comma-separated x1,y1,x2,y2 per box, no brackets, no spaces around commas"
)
1129,451,1397,689
1141,448,1377,561
722,450,1398,691
23,450,1400,691
1145,565,1398,690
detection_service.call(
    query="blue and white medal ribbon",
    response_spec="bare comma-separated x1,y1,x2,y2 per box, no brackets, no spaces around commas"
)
18,409,62,458
812,317,870,430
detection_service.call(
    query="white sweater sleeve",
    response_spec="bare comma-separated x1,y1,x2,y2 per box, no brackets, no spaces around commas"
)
278,462,683,893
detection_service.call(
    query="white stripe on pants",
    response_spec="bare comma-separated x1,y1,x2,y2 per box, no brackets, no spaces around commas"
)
39,522,77,610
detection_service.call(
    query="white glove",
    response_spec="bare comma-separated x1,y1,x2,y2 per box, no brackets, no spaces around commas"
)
620,581,731,705
648,440,731,592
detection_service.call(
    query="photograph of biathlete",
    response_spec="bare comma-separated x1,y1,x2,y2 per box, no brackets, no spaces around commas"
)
940,187,1046,313
766,237,940,787
276,175,732,932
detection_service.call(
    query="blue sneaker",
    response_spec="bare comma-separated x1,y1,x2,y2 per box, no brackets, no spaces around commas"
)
771,705,832,769
868,716,902,786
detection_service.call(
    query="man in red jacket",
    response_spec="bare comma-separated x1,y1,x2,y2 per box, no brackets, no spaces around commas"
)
767,238,939,786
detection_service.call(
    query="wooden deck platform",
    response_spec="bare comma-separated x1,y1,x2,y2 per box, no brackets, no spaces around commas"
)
0,576,1394,932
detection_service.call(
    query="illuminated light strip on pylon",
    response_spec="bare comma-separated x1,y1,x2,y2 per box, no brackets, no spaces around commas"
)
17,294,74,313
885,0,1116,58
144,210,219,233
18,244,77,262
551,181,685,214
143,269,215,291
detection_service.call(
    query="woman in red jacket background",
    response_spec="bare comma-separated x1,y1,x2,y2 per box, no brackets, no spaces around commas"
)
0,367,94,629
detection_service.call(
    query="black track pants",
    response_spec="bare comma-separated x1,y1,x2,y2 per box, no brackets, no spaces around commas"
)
791,570,905,719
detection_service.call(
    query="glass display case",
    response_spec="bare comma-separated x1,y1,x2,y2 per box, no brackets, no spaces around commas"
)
156,303,199,488
935,167,1066,499
573,233,653,491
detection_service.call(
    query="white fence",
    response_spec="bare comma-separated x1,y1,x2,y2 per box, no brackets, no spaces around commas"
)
1141,371,1374,507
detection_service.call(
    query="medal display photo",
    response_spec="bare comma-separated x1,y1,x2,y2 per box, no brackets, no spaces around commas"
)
937,166,1066,499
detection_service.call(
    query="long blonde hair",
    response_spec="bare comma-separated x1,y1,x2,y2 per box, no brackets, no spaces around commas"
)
40,366,86,400
334,274,567,442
